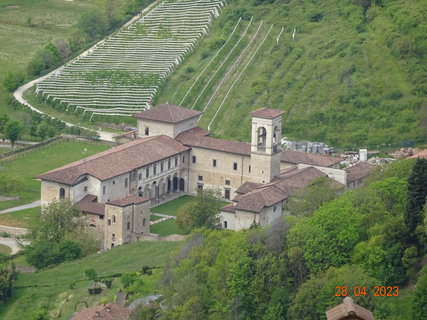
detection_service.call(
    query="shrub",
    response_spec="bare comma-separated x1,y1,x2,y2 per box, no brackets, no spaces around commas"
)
3,72,25,92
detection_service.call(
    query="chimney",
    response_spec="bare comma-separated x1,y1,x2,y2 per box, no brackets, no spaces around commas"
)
146,100,152,110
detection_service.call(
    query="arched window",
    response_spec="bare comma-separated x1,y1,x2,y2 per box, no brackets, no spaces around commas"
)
257,127,267,151
59,188,65,199
138,173,142,180
113,215,116,223
143,218,146,226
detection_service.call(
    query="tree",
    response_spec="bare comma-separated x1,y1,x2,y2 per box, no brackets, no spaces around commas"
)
3,72,24,92
176,188,222,230
85,269,98,281
412,265,427,318
78,11,109,41
37,122,48,141
0,115,8,137
404,158,427,249
4,121,22,147
0,175,24,196
288,265,378,320
29,199,86,244
285,176,340,217
0,264,16,305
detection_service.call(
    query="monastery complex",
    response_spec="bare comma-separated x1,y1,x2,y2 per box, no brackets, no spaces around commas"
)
37,104,374,249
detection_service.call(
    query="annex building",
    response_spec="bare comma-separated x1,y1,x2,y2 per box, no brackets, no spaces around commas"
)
37,104,374,248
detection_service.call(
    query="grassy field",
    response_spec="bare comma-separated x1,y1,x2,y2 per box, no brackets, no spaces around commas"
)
155,0,427,149
0,140,110,211
0,244,11,255
0,207,39,228
150,214,163,221
0,240,182,319
151,195,195,216
0,0,131,132
150,218,187,236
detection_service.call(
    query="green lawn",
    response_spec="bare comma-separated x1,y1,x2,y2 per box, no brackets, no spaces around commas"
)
0,140,110,211
0,206,39,228
151,195,195,216
150,218,187,236
0,244,11,255
0,147,12,154
0,240,182,320
150,214,163,221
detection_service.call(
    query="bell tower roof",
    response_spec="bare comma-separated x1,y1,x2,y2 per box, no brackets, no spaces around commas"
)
249,107,284,119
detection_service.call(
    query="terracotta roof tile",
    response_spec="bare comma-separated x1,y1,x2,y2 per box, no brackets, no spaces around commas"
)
37,136,189,185
326,297,374,320
77,195,105,216
249,107,285,119
72,303,130,320
107,194,149,207
175,126,211,140
235,181,263,194
346,162,375,183
233,186,287,213
176,134,251,156
409,149,427,159
281,150,341,167
133,103,201,123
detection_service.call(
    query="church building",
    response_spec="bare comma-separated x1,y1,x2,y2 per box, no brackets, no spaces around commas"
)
37,104,369,247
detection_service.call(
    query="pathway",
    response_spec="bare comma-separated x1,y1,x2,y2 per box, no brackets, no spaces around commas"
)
150,213,175,226
0,237,28,254
0,200,41,214
12,0,160,143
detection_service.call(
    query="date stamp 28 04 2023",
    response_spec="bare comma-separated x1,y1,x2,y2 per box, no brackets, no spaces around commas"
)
335,286,399,297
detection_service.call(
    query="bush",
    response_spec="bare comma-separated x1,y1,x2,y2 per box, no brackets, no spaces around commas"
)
88,286,103,295
3,72,25,92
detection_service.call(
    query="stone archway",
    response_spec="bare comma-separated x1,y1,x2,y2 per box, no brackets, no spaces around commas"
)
173,174,178,192
144,184,150,199
151,181,157,199
179,178,185,192
166,175,172,194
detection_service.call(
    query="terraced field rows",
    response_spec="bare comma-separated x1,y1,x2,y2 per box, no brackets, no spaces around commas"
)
35,0,224,120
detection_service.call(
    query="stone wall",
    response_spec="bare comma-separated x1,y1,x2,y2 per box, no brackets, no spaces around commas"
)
0,225,27,237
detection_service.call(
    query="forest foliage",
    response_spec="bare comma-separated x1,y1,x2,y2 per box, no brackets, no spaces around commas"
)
157,0,427,148
132,159,427,320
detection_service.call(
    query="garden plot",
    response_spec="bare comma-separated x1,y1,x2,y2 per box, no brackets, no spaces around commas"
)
35,0,224,120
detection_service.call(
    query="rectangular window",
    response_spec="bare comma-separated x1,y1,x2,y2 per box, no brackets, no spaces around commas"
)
112,233,115,241
103,186,106,194
233,162,238,170
125,178,128,187
127,222,130,230
108,219,111,226
146,168,149,178
130,171,135,181
168,159,171,170
161,163,164,172
225,189,230,200
84,186,87,192
225,179,230,185
213,159,217,167
113,180,115,185
175,157,178,166
192,156,196,163
145,127,149,136
197,184,203,191
153,165,157,175
198,175,203,181
249,165,251,173
182,156,185,163
224,221,228,229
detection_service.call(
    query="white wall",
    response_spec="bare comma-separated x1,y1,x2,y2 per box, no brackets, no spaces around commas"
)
297,164,347,185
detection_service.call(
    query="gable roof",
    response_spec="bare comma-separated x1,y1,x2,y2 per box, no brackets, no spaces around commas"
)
281,149,341,167
176,134,251,156
226,167,330,213
107,194,149,207
72,303,130,320
77,195,105,216
133,103,201,123
249,107,285,119
345,162,375,183
37,135,189,185
326,297,374,320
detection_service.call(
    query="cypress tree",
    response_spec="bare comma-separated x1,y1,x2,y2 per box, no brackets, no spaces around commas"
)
404,158,427,247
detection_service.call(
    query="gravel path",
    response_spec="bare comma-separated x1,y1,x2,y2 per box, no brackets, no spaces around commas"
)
12,1,160,143
0,200,41,214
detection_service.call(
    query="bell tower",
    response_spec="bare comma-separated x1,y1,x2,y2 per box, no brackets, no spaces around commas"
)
249,107,284,183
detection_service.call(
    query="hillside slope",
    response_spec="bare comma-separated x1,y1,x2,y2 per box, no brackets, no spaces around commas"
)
156,0,427,148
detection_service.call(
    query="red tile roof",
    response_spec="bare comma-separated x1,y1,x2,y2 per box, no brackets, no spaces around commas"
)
225,167,329,213
281,149,341,167
107,194,149,207
77,195,105,216
176,134,251,156
235,181,262,194
175,126,211,140
346,162,375,183
409,149,427,159
72,303,130,320
37,135,189,185
133,103,201,123
249,107,285,119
